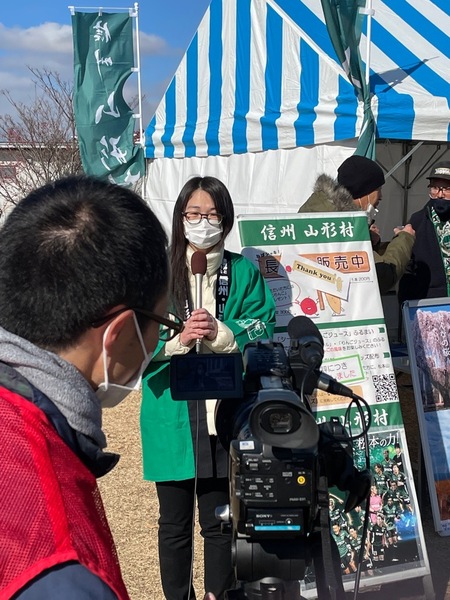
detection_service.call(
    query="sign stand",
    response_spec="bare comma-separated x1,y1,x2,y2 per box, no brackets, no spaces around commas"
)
238,212,433,597
403,298,450,536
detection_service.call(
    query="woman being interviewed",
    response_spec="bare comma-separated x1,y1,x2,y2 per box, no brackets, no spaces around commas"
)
141,176,276,600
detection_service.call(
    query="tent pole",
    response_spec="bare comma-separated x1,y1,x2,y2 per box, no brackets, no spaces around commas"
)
401,143,412,226
394,142,413,343
385,141,423,180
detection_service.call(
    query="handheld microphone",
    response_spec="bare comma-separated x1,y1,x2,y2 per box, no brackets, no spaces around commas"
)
191,251,207,354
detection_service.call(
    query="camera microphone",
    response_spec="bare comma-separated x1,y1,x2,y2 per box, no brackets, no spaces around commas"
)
191,251,207,354
315,371,358,400
287,315,358,400
287,315,324,368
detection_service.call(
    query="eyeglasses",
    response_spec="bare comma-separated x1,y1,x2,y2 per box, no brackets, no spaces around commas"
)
428,185,450,197
91,308,184,341
182,212,223,225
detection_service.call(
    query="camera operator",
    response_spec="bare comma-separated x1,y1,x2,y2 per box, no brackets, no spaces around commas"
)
0,176,170,599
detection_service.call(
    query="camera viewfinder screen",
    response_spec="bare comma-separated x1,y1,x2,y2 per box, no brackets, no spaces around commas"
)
170,353,243,400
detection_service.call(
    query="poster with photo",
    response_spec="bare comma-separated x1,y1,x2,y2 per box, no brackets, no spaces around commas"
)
403,298,450,536
301,429,426,593
237,212,431,593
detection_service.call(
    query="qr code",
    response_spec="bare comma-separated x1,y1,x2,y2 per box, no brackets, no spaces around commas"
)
372,373,398,403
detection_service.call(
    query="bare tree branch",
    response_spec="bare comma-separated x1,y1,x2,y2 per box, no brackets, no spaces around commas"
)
0,67,83,219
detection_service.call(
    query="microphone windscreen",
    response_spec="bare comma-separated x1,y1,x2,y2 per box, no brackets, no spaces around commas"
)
287,315,323,344
191,251,207,276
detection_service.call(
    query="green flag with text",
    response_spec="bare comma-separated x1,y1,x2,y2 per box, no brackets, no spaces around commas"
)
320,0,376,159
72,11,144,186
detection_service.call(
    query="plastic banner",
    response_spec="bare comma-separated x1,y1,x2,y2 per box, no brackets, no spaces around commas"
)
72,10,144,186
237,211,431,595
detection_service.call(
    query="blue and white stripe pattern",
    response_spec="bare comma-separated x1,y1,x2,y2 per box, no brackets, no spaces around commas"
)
145,0,450,159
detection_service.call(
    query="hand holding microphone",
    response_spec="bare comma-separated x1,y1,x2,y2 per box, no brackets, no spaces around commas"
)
184,251,218,352
180,308,218,349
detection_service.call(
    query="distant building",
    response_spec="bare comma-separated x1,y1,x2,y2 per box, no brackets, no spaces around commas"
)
0,143,22,221
0,139,82,223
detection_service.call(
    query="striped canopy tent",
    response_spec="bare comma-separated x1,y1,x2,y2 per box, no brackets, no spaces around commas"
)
144,0,450,250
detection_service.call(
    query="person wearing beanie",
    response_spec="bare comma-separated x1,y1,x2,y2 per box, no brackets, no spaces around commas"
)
298,155,415,294
398,160,450,302
338,154,386,200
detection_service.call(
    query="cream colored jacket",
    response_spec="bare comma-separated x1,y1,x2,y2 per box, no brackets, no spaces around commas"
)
161,245,238,433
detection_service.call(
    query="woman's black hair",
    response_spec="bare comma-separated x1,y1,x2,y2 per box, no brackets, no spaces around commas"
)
170,176,234,316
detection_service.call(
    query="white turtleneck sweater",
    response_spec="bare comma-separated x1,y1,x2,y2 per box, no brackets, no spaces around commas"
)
162,244,238,434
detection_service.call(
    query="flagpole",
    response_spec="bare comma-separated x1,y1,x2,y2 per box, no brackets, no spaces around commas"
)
70,5,134,10
363,0,374,86
132,2,146,196
133,2,144,148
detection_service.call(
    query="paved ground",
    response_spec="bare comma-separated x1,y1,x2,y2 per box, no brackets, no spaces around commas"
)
99,375,450,600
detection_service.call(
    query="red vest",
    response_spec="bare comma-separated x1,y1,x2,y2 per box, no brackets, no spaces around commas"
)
0,385,130,600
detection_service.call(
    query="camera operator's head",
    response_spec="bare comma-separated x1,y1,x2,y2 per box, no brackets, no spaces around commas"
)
0,175,169,397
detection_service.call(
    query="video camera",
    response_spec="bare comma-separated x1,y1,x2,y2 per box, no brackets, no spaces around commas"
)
170,316,372,598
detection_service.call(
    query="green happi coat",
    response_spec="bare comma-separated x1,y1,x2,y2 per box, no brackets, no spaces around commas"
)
140,251,276,482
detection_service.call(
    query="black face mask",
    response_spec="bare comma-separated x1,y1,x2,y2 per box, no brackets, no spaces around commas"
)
430,198,450,221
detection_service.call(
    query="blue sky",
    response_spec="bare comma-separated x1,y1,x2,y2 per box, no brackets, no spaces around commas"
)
0,0,211,123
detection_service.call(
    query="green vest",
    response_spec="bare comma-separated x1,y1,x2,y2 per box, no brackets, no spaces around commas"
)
140,252,276,481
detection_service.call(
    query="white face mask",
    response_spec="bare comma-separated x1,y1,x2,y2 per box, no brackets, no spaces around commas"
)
360,197,379,224
96,314,153,408
366,203,379,224
184,219,223,249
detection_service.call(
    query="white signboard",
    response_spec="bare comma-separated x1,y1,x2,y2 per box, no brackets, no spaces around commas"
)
238,212,431,594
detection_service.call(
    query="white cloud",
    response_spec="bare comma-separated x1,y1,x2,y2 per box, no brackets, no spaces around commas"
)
0,21,175,122
0,22,73,54
139,31,170,56
0,21,173,59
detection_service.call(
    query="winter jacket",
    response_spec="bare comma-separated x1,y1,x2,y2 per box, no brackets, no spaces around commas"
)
398,200,449,303
140,249,276,482
299,174,415,294
0,362,127,600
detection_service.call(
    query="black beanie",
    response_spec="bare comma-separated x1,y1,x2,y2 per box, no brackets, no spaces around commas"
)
337,155,385,199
